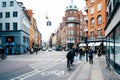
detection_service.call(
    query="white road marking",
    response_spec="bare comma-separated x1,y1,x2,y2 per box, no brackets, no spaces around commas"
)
41,70,69,77
11,62,60,80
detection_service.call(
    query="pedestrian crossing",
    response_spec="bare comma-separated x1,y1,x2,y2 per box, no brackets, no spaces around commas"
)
6,56,82,62
6,58,67,62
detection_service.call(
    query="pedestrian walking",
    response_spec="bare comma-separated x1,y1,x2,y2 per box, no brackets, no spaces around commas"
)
35,48,38,55
79,48,83,60
98,48,102,57
86,48,88,62
88,48,94,64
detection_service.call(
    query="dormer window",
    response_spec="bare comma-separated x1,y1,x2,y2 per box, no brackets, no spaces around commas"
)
10,1,14,6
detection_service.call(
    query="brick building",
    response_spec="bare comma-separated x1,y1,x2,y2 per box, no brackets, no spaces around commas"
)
56,1,85,49
84,0,107,51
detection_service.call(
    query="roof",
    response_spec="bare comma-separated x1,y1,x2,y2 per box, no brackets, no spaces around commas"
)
66,0,78,10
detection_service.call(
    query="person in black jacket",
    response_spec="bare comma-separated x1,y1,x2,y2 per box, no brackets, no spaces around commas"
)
66,49,74,67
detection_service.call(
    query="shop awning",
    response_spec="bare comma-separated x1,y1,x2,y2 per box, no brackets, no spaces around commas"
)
94,42,101,46
88,42,95,46
103,42,114,46
79,43,86,47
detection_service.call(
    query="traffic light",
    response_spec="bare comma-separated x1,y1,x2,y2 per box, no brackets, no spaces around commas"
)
47,20,51,26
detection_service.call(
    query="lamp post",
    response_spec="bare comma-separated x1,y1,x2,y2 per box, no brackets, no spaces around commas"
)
85,36,88,62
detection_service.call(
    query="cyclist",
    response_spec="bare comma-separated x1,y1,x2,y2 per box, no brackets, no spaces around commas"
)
66,48,74,69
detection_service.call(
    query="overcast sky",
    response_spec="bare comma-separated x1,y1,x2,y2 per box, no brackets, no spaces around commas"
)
16,0,86,42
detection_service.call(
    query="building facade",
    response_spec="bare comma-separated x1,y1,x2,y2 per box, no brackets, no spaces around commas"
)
0,0,30,54
84,0,107,51
105,0,120,74
56,1,85,49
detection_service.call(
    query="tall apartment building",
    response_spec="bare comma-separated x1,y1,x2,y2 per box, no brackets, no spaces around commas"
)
105,0,120,75
57,1,85,49
0,0,30,54
84,0,107,49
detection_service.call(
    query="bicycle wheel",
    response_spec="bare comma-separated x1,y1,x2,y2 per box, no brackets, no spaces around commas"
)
67,61,71,71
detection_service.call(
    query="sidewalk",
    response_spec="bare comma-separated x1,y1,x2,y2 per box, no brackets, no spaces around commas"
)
67,55,120,80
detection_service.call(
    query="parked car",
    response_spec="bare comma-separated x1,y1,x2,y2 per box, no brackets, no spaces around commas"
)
42,47,47,51
48,48,52,51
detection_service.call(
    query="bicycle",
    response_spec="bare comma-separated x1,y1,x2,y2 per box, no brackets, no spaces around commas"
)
67,60,72,71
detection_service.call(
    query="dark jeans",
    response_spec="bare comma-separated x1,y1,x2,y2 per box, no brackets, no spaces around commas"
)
89,56,93,64
67,59,73,67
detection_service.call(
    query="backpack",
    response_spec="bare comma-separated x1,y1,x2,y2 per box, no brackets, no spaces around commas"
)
66,51,73,59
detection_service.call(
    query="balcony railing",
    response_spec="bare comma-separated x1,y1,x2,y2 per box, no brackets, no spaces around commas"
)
65,20,80,24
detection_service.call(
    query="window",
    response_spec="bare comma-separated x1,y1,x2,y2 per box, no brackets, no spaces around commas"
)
80,31,82,36
115,26,120,65
97,29,102,36
5,23,10,30
13,22,17,30
91,31,94,38
91,18,94,27
90,0,94,3
80,25,82,29
77,31,79,35
23,36,26,42
68,23,76,27
97,15,102,25
2,2,6,7
5,12,10,18
0,23,2,31
67,17,75,21
0,13,3,18
13,11,18,17
68,30,75,35
90,7,94,14
97,3,102,11
10,1,14,6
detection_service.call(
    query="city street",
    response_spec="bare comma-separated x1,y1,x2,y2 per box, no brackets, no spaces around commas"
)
0,50,81,80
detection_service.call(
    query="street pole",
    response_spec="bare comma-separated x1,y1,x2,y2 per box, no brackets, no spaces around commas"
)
85,37,88,62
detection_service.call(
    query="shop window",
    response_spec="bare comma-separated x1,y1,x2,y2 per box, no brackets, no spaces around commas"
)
115,26,120,65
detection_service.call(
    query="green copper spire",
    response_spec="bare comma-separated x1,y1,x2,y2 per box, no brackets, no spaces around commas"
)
66,0,78,10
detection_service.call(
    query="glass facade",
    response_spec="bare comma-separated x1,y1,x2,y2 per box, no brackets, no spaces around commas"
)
106,25,120,74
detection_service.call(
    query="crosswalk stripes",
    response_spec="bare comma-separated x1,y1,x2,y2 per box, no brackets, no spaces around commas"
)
7,58,67,62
